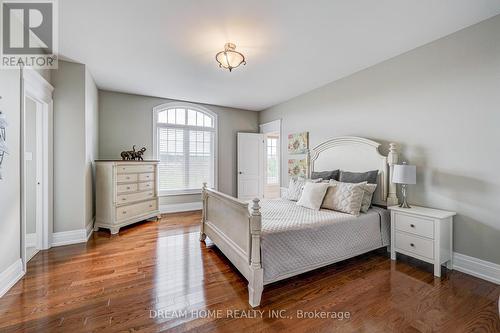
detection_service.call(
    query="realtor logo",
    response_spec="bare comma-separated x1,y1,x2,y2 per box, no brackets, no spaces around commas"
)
1,0,58,69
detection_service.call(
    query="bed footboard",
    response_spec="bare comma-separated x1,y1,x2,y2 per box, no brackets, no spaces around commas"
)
200,183,264,307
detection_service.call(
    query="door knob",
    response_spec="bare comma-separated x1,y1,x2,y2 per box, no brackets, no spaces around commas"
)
238,171,243,174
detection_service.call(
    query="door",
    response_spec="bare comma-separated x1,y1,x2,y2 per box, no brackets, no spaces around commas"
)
237,133,264,200
24,97,43,262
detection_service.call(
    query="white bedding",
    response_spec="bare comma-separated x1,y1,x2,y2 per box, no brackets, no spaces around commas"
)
259,198,390,283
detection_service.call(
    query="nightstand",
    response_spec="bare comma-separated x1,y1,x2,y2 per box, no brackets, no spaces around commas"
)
389,205,456,277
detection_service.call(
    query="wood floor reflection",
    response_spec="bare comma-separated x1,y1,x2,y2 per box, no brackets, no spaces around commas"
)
0,211,499,332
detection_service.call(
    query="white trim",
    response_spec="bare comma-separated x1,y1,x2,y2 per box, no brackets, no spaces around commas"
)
159,189,202,197
152,102,219,195
160,202,203,213
51,229,88,247
0,259,24,298
86,217,95,241
25,233,36,248
453,252,500,285
21,68,54,275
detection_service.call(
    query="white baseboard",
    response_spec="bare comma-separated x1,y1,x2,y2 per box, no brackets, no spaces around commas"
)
453,252,500,285
51,229,88,247
26,233,36,248
86,217,95,241
0,259,24,298
160,202,202,214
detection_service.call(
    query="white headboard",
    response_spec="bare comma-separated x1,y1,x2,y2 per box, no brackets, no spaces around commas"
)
310,136,399,207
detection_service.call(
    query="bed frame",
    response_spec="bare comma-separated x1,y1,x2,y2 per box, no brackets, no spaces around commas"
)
200,136,399,307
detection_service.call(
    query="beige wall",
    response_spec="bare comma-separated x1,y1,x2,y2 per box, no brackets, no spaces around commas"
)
52,61,87,232
260,15,500,264
98,90,259,204
52,61,98,233
0,69,21,273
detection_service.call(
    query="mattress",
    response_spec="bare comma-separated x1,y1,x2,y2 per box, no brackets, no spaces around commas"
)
259,198,390,283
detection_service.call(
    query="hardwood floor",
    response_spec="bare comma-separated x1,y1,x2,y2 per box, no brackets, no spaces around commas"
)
1,211,499,332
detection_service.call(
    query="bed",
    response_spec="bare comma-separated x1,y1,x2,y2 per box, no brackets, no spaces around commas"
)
200,136,400,307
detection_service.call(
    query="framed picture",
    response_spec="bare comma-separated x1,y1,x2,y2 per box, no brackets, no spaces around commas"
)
288,132,309,154
288,158,308,178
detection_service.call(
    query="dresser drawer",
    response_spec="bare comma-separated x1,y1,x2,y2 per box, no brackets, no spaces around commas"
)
116,173,138,183
395,213,434,239
116,164,155,174
138,181,154,191
117,190,154,205
138,173,154,182
116,183,138,194
116,200,157,221
395,232,434,260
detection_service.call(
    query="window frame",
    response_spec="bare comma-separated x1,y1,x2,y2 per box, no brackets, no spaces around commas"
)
152,102,218,196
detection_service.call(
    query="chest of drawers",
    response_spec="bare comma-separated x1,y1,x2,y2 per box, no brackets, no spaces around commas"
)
95,161,160,234
389,205,456,277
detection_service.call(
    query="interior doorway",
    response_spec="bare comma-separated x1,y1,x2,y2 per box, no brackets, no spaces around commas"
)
24,97,42,261
260,120,281,199
21,69,54,270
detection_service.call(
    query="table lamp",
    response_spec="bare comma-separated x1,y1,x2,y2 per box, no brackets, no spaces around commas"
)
392,162,416,208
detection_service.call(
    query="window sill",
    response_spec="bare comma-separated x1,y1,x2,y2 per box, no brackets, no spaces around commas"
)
159,190,202,197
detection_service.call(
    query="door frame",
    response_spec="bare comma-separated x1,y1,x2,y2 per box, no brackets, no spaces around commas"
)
21,68,54,270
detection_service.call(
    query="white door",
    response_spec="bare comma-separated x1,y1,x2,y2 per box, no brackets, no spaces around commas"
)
237,133,264,200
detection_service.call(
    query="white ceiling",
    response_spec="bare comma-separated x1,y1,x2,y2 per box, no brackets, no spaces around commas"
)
59,0,500,111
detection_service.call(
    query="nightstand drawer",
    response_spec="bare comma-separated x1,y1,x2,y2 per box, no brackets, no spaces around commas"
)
395,232,434,260
395,213,434,239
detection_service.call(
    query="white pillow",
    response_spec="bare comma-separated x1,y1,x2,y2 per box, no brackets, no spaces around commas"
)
285,178,306,201
296,182,330,210
321,180,365,216
284,178,322,201
330,180,377,213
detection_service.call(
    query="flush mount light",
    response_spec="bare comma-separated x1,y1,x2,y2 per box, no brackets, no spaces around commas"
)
215,43,246,72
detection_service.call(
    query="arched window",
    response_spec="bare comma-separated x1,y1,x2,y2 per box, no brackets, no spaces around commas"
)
153,102,217,195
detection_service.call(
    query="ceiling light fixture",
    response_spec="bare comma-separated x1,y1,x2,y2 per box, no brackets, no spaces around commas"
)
215,43,246,72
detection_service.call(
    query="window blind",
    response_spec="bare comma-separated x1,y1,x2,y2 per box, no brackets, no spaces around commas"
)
156,108,215,193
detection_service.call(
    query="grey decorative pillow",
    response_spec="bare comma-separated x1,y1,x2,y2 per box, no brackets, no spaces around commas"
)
311,170,339,181
321,180,365,216
339,170,379,184
360,183,377,213
330,180,378,213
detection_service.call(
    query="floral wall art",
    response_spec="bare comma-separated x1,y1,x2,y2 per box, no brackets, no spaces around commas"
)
287,132,309,154
288,158,308,178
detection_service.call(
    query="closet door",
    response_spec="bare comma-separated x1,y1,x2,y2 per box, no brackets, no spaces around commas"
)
237,133,264,200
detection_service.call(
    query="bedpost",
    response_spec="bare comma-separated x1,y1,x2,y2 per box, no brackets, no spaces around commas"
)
199,182,207,242
387,143,399,206
248,198,264,307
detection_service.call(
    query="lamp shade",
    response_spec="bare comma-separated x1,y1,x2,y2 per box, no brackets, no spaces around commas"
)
392,164,416,185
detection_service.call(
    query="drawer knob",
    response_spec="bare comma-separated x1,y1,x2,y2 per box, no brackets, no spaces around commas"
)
410,243,415,247
410,224,415,228
122,211,127,214
126,186,130,190
122,198,126,201
149,205,153,208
